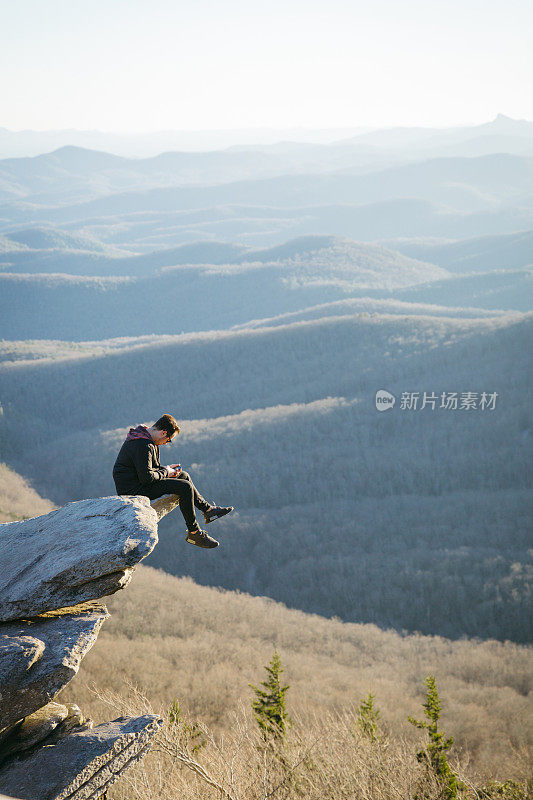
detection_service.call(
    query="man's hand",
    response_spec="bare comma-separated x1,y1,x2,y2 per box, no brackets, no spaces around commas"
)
166,464,181,477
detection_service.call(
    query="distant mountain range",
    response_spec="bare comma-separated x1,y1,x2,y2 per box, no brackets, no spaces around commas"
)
1,147,531,249
3,198,532,249
1,114,531,159
336,113,533,153
0,125,372,158
1,148,531,210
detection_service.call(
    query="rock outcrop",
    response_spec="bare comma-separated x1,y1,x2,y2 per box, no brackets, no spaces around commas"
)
0,604,108,730
0,494,173,799
0,702,69,765
0,495,158,622
0,715,162,800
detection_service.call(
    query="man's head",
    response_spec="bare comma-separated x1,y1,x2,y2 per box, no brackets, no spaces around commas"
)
149,414,181,445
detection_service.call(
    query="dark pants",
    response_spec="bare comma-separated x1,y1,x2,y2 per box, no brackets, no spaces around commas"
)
144,471,210,531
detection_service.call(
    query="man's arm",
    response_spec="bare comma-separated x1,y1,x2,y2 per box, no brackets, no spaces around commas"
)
132,441,170,485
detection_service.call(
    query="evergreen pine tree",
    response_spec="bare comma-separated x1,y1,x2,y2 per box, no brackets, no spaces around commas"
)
168,698,205,753
408,675,466,800
249,650,292,741
356,691,381,742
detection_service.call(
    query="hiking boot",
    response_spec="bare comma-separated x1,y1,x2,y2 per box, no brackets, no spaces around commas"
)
203,504,234,525
185,526,219,548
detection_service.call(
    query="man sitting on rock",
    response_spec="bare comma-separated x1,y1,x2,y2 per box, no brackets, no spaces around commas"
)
112,413,233,549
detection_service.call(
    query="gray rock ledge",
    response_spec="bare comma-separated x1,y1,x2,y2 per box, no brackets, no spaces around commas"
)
0,702,69,764
0,603,108,730
0,715,163,800
0,496,158,622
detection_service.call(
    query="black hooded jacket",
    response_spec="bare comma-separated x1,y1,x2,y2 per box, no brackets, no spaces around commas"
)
113,426,168,495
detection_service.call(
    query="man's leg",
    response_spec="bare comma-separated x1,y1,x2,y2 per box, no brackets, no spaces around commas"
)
147,477,220,549
176,471,211,514
147,477,200,531
176,471,232,525
178,470,234,525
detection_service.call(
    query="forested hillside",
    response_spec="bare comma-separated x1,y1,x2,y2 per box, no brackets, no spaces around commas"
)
0,463,54,521
0,237,450,339
390,230,533,272
1,310,530,641
394,268,533,311
66,564,531,785
0,463,529,787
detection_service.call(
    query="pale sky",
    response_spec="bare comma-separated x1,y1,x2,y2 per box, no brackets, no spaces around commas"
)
2,0,532,132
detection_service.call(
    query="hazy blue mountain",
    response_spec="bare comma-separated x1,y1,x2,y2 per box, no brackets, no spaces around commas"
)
0,232,441,276
0,236,447,339
2,197,532,253
0,142,402,206
0,145,307,202
2,115,531,161
4,226,112,252
392,269,533,312
231,297,513,330
333,153,533,212
0,144,126,176
337,114,533,155
3,152,531,213
0,146,128,204
0,229,246,272
0,233,26,253
0,248,128,274
385,230,533,272
419,133,533,158
0,151,530,257
0,125,371,158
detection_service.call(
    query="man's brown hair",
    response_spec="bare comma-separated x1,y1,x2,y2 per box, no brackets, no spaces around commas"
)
154,414,180,437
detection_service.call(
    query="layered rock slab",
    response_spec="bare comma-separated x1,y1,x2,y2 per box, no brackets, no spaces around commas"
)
0,496,158,622
0,603,108,729
0,715,163,800
0,635,45,692
0,702,70,764
150,494,180,522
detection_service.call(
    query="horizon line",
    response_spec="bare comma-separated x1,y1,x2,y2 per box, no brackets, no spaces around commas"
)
2,113,531,137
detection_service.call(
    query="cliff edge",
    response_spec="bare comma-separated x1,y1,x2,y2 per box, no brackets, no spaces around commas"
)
0,494,172,800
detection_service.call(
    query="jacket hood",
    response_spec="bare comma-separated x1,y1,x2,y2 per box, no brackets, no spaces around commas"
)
126,425,153,442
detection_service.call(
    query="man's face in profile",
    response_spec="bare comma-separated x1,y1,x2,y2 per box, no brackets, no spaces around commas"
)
152,428,175,446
